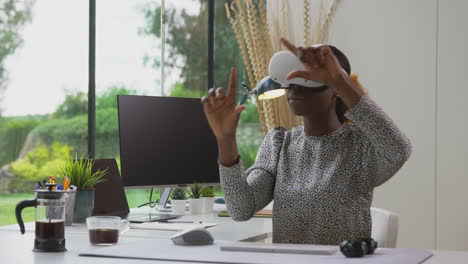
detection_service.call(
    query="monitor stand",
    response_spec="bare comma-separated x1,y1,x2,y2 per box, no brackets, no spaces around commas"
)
156,187,172,212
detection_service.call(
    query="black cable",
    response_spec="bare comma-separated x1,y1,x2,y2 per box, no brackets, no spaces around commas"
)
148,188,158,208
136,188,159,208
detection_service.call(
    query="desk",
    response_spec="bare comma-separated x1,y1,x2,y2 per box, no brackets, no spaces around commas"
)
1,205,467,264
1,204,273,242
0,204,272,264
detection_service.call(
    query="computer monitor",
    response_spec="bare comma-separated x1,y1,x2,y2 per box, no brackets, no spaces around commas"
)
117,95,220,210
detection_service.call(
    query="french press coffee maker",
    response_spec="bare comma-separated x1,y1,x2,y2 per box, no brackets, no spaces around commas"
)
15,183,67,252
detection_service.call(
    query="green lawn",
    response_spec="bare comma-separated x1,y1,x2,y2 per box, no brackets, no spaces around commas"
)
0,193,36,226
0,187,224,226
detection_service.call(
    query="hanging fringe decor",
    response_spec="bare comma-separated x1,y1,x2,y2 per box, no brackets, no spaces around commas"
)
259,0,273,65
280,0,289,42
317,0,340,43
226,0,340,134
226,0,271,133
304,0,311,46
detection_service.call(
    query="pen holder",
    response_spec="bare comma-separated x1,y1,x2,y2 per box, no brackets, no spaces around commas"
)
64,190,76,226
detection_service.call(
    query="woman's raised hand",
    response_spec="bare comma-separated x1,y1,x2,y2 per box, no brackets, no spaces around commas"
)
280,37,347,87
201,68,246,140
280,37,363,107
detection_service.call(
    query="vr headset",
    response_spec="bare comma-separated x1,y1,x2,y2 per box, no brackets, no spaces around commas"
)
268,50,325,89
240,49,327,103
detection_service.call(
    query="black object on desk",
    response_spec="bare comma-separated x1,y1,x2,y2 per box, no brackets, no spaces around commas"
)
92,159,129,218
339,237,378,257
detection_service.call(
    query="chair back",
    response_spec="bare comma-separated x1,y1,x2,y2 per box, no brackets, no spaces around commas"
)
371,207,399,248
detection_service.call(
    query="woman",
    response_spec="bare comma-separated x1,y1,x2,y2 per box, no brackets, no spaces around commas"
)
201,38,412,245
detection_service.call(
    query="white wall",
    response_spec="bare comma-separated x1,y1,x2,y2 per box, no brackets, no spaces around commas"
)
436,0,468,251
269,0,468,250
330,0,438,250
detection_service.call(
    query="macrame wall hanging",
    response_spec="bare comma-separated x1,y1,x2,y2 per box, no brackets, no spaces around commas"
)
226,0,340,134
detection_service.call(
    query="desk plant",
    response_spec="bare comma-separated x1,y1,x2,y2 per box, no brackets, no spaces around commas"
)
170,188,187,215
201,186,215,213
187,183,203,214
57,156,107,223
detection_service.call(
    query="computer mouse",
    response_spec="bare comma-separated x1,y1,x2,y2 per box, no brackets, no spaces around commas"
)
214,197,225,204
170,227,214,246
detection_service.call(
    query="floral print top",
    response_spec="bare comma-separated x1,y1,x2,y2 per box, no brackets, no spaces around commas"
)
219,95,412,245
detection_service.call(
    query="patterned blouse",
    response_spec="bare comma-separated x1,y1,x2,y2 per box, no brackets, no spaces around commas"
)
219,95,412,245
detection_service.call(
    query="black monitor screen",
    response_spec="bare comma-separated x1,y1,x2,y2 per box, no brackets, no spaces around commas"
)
117,95,219,188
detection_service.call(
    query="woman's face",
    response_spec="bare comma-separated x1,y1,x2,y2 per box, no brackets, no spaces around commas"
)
286,84,336,116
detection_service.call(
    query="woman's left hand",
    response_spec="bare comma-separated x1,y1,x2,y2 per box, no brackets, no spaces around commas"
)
280,37,347,88
280,37,364,108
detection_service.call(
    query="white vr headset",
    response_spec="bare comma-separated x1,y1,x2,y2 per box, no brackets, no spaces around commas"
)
268,50,326,88
246,48,328,102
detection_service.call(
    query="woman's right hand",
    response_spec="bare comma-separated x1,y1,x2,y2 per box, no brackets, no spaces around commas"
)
201,68,246,140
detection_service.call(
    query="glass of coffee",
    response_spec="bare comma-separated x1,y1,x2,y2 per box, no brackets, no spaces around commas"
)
86,216,130,246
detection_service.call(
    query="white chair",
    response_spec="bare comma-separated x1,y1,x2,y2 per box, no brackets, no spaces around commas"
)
371,207,400,248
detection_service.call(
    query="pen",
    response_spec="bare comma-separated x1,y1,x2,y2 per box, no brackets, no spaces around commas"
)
158,220,203,224
63,176,70,191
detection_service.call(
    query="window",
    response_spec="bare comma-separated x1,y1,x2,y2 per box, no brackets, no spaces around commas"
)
214,1,263,170
0,1,265,225
95,0,212,205
0,0,89,225
94,0,160,206
161,0,209,98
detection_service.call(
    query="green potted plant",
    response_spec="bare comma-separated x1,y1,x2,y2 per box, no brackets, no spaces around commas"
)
201,186,215,213
187,183,203,214
57,156,107,223
170,188,187,215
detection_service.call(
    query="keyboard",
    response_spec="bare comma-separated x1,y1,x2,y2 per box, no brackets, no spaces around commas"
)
220,242,338,255
127,213,179,223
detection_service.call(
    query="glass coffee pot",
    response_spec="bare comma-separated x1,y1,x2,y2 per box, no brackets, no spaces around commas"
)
15,183,67,252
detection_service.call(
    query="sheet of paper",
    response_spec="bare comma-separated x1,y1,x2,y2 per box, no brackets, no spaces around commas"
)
130,222,218,231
